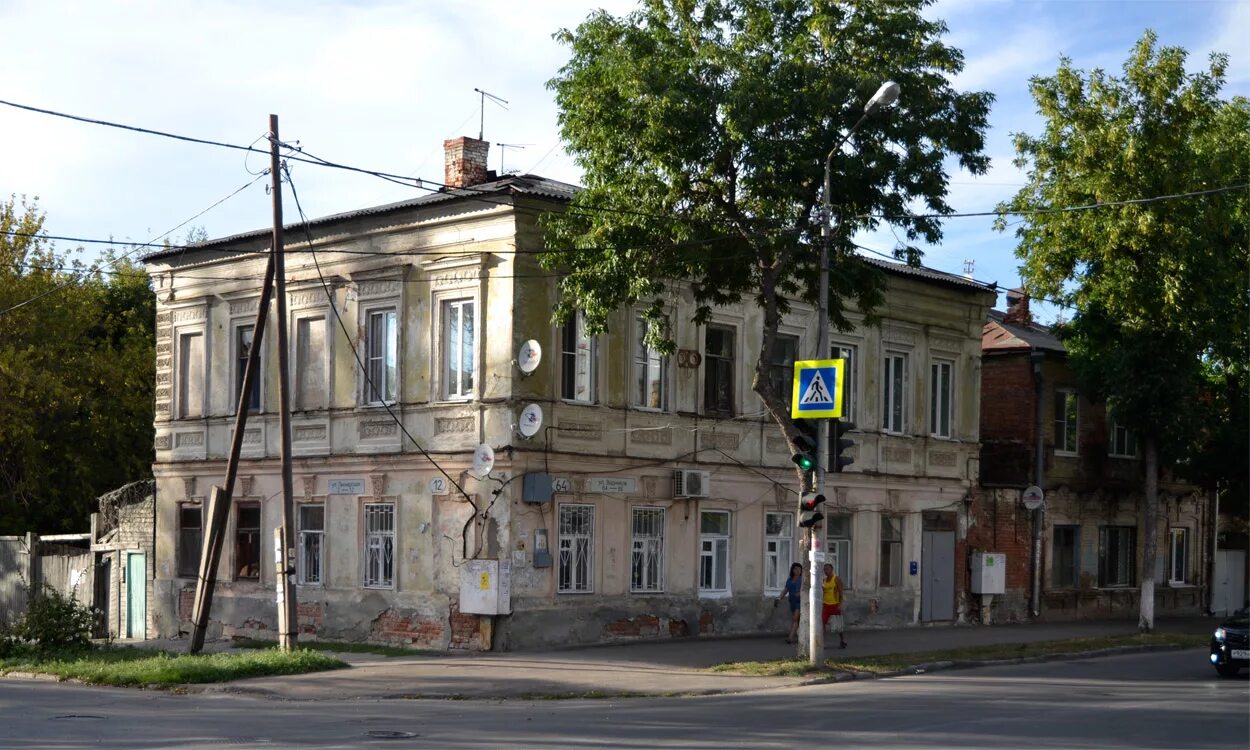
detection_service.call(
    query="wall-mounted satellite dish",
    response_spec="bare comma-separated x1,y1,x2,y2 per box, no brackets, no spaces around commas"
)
517,339,542,374
471,443,496,479
518,404,543,438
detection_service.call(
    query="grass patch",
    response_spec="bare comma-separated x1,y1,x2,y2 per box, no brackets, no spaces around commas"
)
0,646,347,687
711,632,1208,678
232,638,442,658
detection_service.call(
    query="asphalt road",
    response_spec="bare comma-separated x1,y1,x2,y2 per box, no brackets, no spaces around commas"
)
1,649,1245,749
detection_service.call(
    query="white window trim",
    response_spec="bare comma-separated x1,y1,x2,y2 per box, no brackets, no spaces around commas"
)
1108,418,1137,458
291,310,333,412
631,313,670,412
362,501,396,590
698,509,732,598
559,311,598,404
629,506,665,594
1168,527,1190,586
1055,389,1080,456
763,511,794,595
882,350,911,435
558,503,595,594
439,296,477,401
359,304,399,406
830,340,861,424
826,512,854,590
297,501,326,587
929,358,955,439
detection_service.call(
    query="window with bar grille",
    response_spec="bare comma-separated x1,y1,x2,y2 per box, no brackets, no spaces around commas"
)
630,507,665,593
764,512,793,593
699,510,731,593
298,504,324,585
558,504,594,593
364,503,395,588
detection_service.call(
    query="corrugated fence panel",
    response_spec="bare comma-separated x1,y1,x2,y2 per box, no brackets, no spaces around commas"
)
0,537,31,623
38,551,94,606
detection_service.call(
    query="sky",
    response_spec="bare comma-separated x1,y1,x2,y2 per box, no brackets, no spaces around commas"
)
2,0,1246,322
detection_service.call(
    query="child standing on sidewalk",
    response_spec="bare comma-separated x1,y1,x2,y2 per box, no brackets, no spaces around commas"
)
821,562,847,649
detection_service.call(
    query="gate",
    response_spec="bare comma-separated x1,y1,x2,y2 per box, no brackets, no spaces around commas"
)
921,512,955,622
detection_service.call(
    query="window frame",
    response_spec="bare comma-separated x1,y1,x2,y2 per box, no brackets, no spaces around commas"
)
882,351,910,434
703,324,736,416
763,511,794,594
1051,524,1080,589
297,502,325,586
362,306,398,405
698,510,732,596
1108,417,1138,458
929,358,954,439
767,334,800,411
1169,527,1190,585
234,502,261,581
1054,389,1080,456
177,504,203,578
879,516,903,588
1098,525,1136,588
826,513,853,589
175,329,206,419
632,314,669,411
441,297,476,401
560,311,597,403
363,502,396,589
629,506,665,593
293,313,330,412
558,503,595,594
831,342,859,424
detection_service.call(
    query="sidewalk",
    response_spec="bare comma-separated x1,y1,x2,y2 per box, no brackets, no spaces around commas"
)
168,616,1215,701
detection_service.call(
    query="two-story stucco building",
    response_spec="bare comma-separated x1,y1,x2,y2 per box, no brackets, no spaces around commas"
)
141,137,996,650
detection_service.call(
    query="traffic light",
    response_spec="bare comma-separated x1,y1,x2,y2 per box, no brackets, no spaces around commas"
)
832,419,856,473
798,492,827,528
790,431,816,473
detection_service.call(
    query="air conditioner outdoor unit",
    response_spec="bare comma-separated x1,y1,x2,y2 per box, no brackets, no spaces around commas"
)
674,469,710,498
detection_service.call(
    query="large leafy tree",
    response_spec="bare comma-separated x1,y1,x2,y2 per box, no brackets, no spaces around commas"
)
0,196,155,534
999,32,1250,630
542,0,991,463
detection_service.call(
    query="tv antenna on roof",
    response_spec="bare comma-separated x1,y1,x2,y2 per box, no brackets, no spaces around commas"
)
496,143,532,174
473,87,509,141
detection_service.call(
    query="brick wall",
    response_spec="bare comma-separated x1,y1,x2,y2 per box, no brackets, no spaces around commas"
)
966,488,1033,591
372,607,447,648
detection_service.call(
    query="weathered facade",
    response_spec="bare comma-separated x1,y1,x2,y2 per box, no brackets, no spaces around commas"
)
975,292,1212,622
141,138,995,650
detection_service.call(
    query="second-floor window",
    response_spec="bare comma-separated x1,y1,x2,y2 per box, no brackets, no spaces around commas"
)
560,312,595,402
295,316,328,411
1109,418,1137,458
633,315,667,410
365,309,397,404
442,298,475,400
929,359,953,438
704,325,735,415
767,335,798,409
882,352,909,434
1054,390,1079,454
177,331,204,419
833,343,858,422
235,324,261,412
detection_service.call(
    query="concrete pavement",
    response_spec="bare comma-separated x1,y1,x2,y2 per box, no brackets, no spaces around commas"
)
148,616,1219,701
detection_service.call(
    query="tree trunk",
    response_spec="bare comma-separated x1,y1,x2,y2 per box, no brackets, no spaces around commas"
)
1138,435,1159,632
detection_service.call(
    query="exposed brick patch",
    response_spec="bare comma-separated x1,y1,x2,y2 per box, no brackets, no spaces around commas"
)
698,610,714,635
668,618,689,637
448,603,480,650
297,601,324,636
178,587,196,621
371,608,445,648
603,614,660,639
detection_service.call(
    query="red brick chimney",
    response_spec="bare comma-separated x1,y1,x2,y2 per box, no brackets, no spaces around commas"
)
444,136,490,189
1003,287,1032,325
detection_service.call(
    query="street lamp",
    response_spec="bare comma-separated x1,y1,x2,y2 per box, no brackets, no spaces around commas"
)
806,80,900,664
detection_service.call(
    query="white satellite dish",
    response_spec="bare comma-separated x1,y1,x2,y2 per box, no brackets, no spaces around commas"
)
471,443,496,479
517,339,542,374
518,404,544,438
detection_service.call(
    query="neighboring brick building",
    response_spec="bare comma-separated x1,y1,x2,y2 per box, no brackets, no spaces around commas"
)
974,291,1211,622
90,480,156,639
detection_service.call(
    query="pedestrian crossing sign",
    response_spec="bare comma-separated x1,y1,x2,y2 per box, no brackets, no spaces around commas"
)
791,359,845,419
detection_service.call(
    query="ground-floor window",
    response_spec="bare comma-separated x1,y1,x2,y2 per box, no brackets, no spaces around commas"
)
1169,527,1189,585
1052,525,1080,588
699,510,731,593
298,503,324,585
559,504,594,593
631,507,664,593
363,503,395,588
235,503,261,580
177,504,202,578
826,513,853,588
764,512,793,593
879,516,902,587
1098,525,1135,588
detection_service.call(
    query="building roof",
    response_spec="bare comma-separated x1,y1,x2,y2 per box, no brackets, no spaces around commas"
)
983,308,1066,353
141,173,579,263
864,256,996,294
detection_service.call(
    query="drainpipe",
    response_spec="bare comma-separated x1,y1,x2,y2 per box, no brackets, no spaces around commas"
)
1030,350,1045,619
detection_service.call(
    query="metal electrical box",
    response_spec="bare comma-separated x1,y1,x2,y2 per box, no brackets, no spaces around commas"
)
970,553,1006,594
459,559,512,615
522,472,553,503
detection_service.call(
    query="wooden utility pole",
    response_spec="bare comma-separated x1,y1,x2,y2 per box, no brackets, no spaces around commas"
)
270,113,299,651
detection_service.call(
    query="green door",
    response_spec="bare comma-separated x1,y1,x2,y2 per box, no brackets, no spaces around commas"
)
126,552,146,639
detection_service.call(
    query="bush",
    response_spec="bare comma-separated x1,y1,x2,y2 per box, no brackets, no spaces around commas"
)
3,586,99,655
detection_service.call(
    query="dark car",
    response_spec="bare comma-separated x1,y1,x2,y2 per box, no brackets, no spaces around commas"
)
1209,614,1249,677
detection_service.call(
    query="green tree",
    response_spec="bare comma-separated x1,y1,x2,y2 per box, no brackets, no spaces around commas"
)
999,32,1250,629
0,196,155,534
542,0,991,467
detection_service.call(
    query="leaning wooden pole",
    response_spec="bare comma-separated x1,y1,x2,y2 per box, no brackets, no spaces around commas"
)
188,237,277,654
270,113,299,651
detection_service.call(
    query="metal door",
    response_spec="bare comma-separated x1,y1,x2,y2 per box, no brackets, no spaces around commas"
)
1214,549,1247,616
921,531,955,621
93,557,111,638
126,553,146,639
